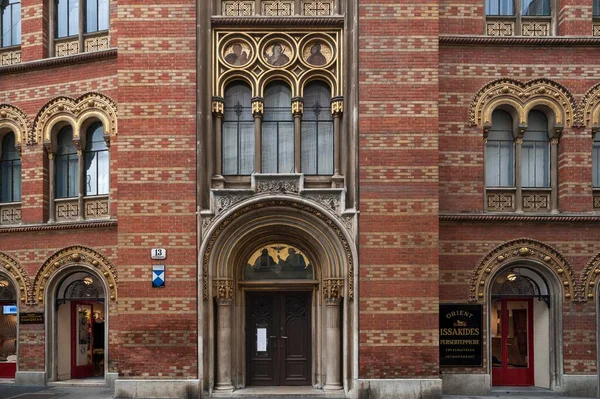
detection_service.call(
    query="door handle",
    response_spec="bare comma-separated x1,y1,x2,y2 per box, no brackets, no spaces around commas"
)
281,336,288,339
269,335,277,339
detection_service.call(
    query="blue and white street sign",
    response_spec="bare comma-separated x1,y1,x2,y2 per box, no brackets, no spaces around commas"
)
152,264,165,288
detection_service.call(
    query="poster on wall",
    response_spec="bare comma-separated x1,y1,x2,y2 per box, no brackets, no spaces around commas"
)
439,304,483,367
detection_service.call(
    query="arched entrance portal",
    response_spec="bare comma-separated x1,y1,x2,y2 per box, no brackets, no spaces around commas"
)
0,275,17,379
52,271,107,381
201,199,356,393
490,267,551,387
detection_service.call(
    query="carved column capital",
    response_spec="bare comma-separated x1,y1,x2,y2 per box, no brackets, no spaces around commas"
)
212,97,225,117
550,137,559,145
292,98,304,117
323,278,343,302
515,137,523,145
214,279,234,301
331,97,343,117
252,97,264,117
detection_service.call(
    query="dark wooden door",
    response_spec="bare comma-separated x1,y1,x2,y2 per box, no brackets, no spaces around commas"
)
492,298,534,386
246,291,311,386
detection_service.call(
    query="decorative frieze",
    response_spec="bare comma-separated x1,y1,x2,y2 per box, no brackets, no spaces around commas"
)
486,192,515,212
302,0,334,16
594,24,600,37
223,1,255,16
262,0,294,16
486,21,514,36
84,197,110,219
522,21,550,37
84,34,109,52
0,49,21,66
0,203,21,226
594,194,600,209
522,191,550,212
55,199,80,222
55,39,79,57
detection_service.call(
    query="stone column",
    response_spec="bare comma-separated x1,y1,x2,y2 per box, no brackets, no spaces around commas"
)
47,152,56,222
550,134,560,213
331,98,344,187
77,149,84,221
292,98,303,173
214,280,234,391
252,98,264,173
323,280,343,390
211,98,224,187
515,135,523,213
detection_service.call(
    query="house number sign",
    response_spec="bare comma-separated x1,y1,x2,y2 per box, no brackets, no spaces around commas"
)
151,248,167,260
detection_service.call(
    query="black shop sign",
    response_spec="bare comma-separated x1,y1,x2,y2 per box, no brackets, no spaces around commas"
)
20,312,44,324
439,304,483,367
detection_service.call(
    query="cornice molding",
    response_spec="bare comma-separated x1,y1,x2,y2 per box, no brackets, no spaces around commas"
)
440,35,600,46
440,213,600,222
211,16,345,26
0,220,117,234
0,48,118,75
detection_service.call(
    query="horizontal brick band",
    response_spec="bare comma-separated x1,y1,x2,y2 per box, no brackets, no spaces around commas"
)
0,220,117,234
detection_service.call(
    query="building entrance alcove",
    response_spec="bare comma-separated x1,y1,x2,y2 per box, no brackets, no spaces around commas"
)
0,275,17,379
200,198,356,394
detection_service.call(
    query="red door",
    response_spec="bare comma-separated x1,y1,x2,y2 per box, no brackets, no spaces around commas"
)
71,302,94,379
492,298,534,386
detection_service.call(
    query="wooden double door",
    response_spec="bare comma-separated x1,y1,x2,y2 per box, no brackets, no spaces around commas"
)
246,291,311,386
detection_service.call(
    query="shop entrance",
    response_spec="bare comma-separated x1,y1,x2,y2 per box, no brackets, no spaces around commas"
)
56,273,105,380
0,277,17,379
492,298,534,386
246,291,311,386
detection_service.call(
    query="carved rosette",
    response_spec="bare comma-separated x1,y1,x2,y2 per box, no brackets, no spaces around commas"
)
323,278,343,302
0,103,32,149
33,245,118,304
33,92,118,149
469,238,576,303
469,78,576,129
0,252,31,304
214,279,234,302
576,82,600,132
581,253,600,301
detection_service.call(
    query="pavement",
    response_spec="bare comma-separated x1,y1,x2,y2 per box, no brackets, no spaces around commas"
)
0,385,594,399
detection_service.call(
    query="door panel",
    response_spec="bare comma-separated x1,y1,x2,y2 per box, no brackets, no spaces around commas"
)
246,291,311,386
492,299,534,386
71,302,94,379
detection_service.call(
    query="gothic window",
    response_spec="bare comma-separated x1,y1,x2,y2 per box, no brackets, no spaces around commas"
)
56,126,78,199
223,82,254,175
522,111,550,188
1,0,20,48
486,110,515,187
0,132,21,203
84,122,109,196
55,0,109,38
262,82,294,173
301,81,333,175
485,0,552,36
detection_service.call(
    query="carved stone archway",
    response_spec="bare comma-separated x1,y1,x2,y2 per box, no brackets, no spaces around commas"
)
200,193,357,393
0,103,32,150
0,251,30,304
576,82,600,134
581,253,600,302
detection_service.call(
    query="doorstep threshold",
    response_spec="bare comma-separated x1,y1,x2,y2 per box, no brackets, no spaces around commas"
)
490,386,560,396
212,386,346,398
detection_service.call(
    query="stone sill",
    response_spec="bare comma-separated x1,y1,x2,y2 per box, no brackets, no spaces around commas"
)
0,219,117,234
0,48,117,75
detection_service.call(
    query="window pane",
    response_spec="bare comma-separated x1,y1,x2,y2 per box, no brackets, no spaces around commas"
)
85,152,97,195
12,1,19,45
222,123,238,175
278,122,294,173
523,111,550,187
499,141,514,186
98,0,109,30
2,3,11,47
522,0,550,16
486,110,514,187
301,81,332,175
223,83,253,175
593,143,600,188
56,0,68,37
263,82,293,173
486,0,514,15
97,150,109,194
301,122,317,175
56,127,78,198
595,0,600,16
239,122,254,174
69,0,79,36
86,0,98,32
317,123,333,175
261,122,278,173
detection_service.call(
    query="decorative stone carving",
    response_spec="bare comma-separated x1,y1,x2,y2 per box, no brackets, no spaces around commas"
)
323,278,343,300
522,21,550,37
0,204,21,225
262,0,294,16
292,99,304,116
304,192,340,212
34,245,118,304
522,192,550,211
222,1,255,16
469,238,576,303
84,34,109,52
594,24,600,37
255,175,301,194
0,49,21,66
56,199,80,222
84,197,110,219
0,252,31,303
486,21,514,36
580,253,600,301
331,98,343,116
33,92,118,147
55,39,79,56
486,192,515,211
214,279,234,300
251,98,264,116
576,82,600,131
469,78,576,129
302,0,334,16
594,194,600,209
0,103,31,150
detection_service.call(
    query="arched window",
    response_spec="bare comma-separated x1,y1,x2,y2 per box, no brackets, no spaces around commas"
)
84,122,109,195
223,82,254,175
0,133,21,203
262,82,294,173
301,81,333,175
486,110,514,187
56,126,78,199
522,111,550,188
593,134,600,189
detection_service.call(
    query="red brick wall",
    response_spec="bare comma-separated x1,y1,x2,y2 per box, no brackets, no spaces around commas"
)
358,0,440,378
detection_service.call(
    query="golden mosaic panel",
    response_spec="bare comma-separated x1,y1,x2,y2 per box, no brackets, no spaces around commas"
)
213,30,342,99
222,1,255,16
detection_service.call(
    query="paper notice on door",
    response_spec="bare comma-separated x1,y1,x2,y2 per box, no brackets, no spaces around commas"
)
257,328,267,352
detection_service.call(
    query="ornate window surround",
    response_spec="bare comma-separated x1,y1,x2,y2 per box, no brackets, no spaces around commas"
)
217,0,339,17
49,0,110,57
211,29,343,189
485,0,555,37
33,92,117,223
470,78,576,213
0,104,30,226
577,82,600,209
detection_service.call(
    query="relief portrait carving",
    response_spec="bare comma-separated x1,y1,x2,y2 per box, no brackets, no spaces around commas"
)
264,42,292,67
224,41,252,67
303,40,333,67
